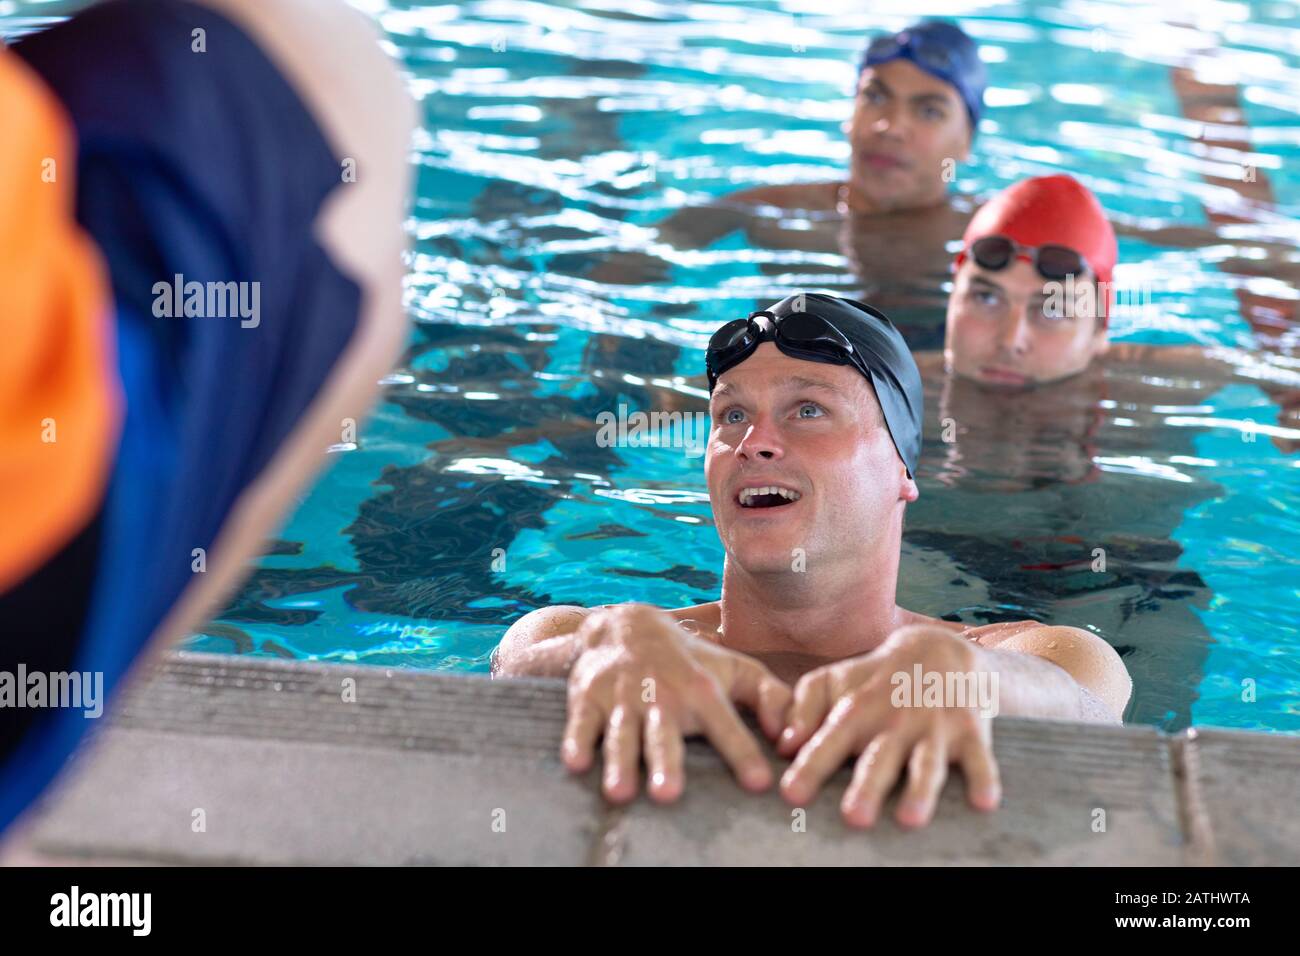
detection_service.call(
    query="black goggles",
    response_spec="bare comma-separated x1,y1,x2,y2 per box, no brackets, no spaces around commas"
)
866,31,959,76
968,235,1091,282
705,307,872,391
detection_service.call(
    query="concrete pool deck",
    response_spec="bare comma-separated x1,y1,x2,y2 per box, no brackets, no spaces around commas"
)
4,651,1298,866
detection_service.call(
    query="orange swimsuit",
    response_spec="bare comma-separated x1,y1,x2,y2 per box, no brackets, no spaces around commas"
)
0,47,121,594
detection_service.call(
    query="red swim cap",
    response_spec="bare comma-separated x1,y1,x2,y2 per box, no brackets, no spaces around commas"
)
956,174,1118,324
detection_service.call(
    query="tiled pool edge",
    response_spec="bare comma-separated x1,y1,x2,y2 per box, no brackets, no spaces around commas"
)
5,652,1297,866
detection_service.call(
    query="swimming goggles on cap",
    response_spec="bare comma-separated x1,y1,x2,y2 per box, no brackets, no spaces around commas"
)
865,29,962,77
706,305,881,392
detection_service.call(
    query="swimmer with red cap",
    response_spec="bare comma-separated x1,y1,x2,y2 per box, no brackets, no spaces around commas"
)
941,174,1300,405
944,174,1117,388
927,174,1300,455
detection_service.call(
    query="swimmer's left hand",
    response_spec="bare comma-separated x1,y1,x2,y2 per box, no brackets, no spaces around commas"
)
775,624,1001,829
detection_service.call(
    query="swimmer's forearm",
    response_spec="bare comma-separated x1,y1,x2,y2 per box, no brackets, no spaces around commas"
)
973,645,1121,724
1111,218,1218,249
655,204,748,249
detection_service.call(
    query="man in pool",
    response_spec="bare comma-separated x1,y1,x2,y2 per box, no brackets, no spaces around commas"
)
592,19,986,347
927,174,1300,438
493,293,1132,830
724,19,983,220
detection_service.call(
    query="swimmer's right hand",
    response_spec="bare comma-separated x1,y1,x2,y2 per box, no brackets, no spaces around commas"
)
561,604,791,805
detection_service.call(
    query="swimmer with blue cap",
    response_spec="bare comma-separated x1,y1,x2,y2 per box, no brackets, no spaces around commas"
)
846,20,986,214
595,20,989,348
741,19,987,215
496,292,1132,831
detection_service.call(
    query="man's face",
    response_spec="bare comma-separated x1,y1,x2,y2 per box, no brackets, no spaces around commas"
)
705,343,917,575
945,257,1108,388
846,58,972,212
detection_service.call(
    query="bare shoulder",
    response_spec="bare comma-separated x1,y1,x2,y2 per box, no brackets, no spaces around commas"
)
966,620,1132,718
490,604,595,677
897,615,1130,720
901,615,1049,648
499,604,592,649
666,601,723,641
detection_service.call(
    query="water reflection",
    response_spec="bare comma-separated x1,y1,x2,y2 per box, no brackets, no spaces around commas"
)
191,0,1300,733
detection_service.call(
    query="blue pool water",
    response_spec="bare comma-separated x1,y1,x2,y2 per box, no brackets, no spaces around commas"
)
7,0,1299,733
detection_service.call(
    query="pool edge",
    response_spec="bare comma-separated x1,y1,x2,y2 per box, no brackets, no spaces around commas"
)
4,651,1297,866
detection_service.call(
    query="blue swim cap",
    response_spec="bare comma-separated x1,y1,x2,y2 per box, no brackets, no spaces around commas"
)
859,20,986,134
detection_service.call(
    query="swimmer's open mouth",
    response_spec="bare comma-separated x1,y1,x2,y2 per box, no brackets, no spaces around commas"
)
737,485,802,509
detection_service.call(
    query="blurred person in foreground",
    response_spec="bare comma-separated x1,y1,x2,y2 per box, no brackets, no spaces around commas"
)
0,0,415,838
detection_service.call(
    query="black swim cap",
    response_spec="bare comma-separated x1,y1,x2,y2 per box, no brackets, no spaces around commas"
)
706,293,923,477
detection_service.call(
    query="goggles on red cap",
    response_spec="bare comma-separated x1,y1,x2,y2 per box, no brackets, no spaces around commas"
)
955,175,1118,324
967,235,1092,282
